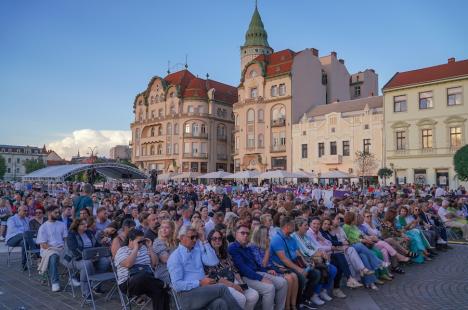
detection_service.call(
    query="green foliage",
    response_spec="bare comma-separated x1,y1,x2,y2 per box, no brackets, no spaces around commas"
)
119,159,138,169
378,167,393,179
454,145,468,181
23,159,46,174
0,156,6,179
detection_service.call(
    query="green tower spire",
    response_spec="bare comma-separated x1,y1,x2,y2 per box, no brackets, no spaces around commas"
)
244,4,270,47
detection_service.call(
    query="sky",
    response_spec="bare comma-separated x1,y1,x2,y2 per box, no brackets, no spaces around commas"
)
1,0,467,159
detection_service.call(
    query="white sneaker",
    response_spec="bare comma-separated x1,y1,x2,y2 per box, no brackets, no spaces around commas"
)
52,283,61,292
69,278,81,287
437,238,447,244
0,236,5,241
347,277,363,288
333,288,347,298
381,261,391,268
311,294,325,305
319,290,333,301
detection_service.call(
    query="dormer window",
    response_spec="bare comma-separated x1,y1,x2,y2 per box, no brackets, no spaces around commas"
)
250,88,258,99
250,70,257,78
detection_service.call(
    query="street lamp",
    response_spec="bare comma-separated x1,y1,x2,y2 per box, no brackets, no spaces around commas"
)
88,146,98,157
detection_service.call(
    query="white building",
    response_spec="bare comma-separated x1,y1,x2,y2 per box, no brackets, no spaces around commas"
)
109,145,131,160
0,145,47,181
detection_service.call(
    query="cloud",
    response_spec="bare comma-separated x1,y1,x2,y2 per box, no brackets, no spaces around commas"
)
47,129,131,160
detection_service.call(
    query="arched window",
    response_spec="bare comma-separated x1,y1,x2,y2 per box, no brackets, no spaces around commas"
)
250,70,257,78
167,123,172,135
158,126,163,136
272,105,286,121
192,123,200,135
150,145,155,155
247,109,255,123
201,124,206,134
150,127,155,137
173,143,179,154
258,109,264,122
185,123,191,134
217,124,226,137
258,133,264,148
174,123,179,135
157,144,162,155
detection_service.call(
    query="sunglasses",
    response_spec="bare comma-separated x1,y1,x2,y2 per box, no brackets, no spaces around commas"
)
187,235,198,241
238,231,249,235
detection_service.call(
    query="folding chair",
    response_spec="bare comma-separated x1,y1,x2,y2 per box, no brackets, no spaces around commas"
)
81,247,116,310
6,244,21,266
170,285,183,310
446,227,462,241
22,230,41,278
62,253,80,297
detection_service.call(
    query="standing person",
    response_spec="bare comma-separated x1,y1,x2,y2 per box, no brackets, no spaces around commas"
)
0,197,13,241
5,206,29,270
36,205,68,292
168,226,241,310
229,225,288,310
72,184,93,219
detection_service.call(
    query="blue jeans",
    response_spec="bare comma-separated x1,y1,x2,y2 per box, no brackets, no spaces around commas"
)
314,264,337,293
6,234,26,266
48,254,60,284
352,243,380,285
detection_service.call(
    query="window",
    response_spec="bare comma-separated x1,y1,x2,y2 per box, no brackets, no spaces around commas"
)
258,134,264,148
201,124,206,134
7,168,10,173
192,123,200,135
157,144,162,155
419,91,433,109
158,126,162,136
270,85,278,97
191,162,199,172
7,158,11,163
301,144,308,158
184,142,191,154
279,132,286,145
184,124,191,134
250,88,258,99
174,123,179,135
363,139,371,154
166,143,172,154
166,123,172,135
342,141,350,156
173,143,179,154
16,158,20,163
150,127,155,137
150,145,155,155
158,108,163,117
396,131,406,150
250,70,257,78
450,127,462,147
318,143,324,157
330,141,337,155
364,124,369,130
447,87,462,106
279,84,286,96
247,109,255,123
258,109,264,122
422,129,433,149
170,104,176,114
393,95,407,112
188,105,194,113
354,85,361,97
151,110,155,118
247,134,255,148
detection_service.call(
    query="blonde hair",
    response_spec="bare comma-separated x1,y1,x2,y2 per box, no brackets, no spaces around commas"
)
158,219,176,249
250,225,269,250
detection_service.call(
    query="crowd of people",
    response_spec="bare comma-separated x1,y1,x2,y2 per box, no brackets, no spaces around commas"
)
0,179,467,310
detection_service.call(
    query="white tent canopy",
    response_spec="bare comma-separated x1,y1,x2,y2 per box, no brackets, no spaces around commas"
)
258,170,302,179
157,172,178,181
319,170,354,179
199,171,233,179
294,171,316,178
226,170,260,179
172,172,201,180
22,163,148,182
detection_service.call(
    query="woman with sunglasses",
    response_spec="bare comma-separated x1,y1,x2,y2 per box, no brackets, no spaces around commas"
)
29,208,46,232
205,229,259,310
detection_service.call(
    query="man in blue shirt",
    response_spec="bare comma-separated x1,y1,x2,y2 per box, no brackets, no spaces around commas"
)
229,224,287,310
6,206,29,269
168,225,242,310
72,183,93,219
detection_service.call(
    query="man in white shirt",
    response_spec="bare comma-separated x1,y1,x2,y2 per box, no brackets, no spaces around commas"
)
36,205,68,292
438,200,468,241
435,186,446,198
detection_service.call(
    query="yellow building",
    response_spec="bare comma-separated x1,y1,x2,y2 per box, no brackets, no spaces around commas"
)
292,97,383,178
383,58,468,188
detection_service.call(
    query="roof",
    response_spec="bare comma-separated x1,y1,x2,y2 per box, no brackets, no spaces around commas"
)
383,59,468,90
249,49,296,78
244,6,269,47
306,96,383,117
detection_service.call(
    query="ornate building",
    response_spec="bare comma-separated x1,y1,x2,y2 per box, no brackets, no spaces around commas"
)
233,5,379,172
130,70,237,173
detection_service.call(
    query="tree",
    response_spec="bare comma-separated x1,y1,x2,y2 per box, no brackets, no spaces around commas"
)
0,156,6,180
23,159,46,174
454,145,468,181
378,167,393,185
354,151,378,187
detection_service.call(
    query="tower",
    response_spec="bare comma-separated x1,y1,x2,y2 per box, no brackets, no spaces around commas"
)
240,3,273,73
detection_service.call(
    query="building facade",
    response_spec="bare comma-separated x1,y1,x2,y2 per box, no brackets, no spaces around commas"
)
130,70,237,173
109,145,131,160
0,145,47,181
292,96,383,177
383,58,468,188
233,6,378,172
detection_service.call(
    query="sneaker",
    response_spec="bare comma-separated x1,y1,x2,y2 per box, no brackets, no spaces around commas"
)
311,294,325,306
375,279,385,285
346,277,363,288
319,291,332,302
369,283,379,290
51,283,61,292
361,268,374,276
381,261,391,268
333,288,347,299
299,302,317,310
0,236,5,241
93,287,106,295
69,278,81,287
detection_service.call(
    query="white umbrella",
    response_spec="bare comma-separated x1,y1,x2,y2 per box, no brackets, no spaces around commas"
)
157,172,178,181
319,170,353,179
294,171,316,178
172,172,201,179
199,171,233,179
258,170,302,179
227,170,260,179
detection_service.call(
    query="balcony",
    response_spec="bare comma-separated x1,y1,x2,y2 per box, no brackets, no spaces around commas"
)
217,154,228,161
320,154,342,164
183,152,208,159
271,118,286,127
270,145,286,153
217,135,227,142
183,132,208,139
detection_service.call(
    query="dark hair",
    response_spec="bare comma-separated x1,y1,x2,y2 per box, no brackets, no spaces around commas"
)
208,229,228,259
128,229,144,241
69,218,86,232
46,205,60,214
234,224,250,233
96,206,107,214
79,208,91,216
279,216,294,228
122,219,136,229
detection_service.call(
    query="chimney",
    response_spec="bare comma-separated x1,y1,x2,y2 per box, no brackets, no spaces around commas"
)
338,59,344,64
331,51,337,58
448,57,455,63
311,48,319,57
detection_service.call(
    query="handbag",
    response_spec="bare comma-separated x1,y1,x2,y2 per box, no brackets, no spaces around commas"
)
278,233,307,269
129,264,153,277
312,256,329,284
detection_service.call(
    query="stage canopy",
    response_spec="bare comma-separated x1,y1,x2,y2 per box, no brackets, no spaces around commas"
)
22,163,148,182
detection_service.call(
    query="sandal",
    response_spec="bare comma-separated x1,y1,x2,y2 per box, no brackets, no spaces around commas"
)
408,251,418,258
391,266,405,274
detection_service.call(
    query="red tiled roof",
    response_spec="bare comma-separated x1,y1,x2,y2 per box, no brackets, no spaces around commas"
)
164,70,195,90
251,49,296,78
383,59,468,90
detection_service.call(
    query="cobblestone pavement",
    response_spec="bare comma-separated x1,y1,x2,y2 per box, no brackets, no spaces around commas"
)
0,244,467,310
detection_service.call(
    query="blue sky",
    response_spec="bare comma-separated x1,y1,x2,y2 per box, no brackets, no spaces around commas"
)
1,0,467,158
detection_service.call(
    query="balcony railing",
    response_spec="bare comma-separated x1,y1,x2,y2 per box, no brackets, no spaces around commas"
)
320,154,343,165
183,152,208,159
183,132,208,139
271,118,286,127
270,145,286,152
